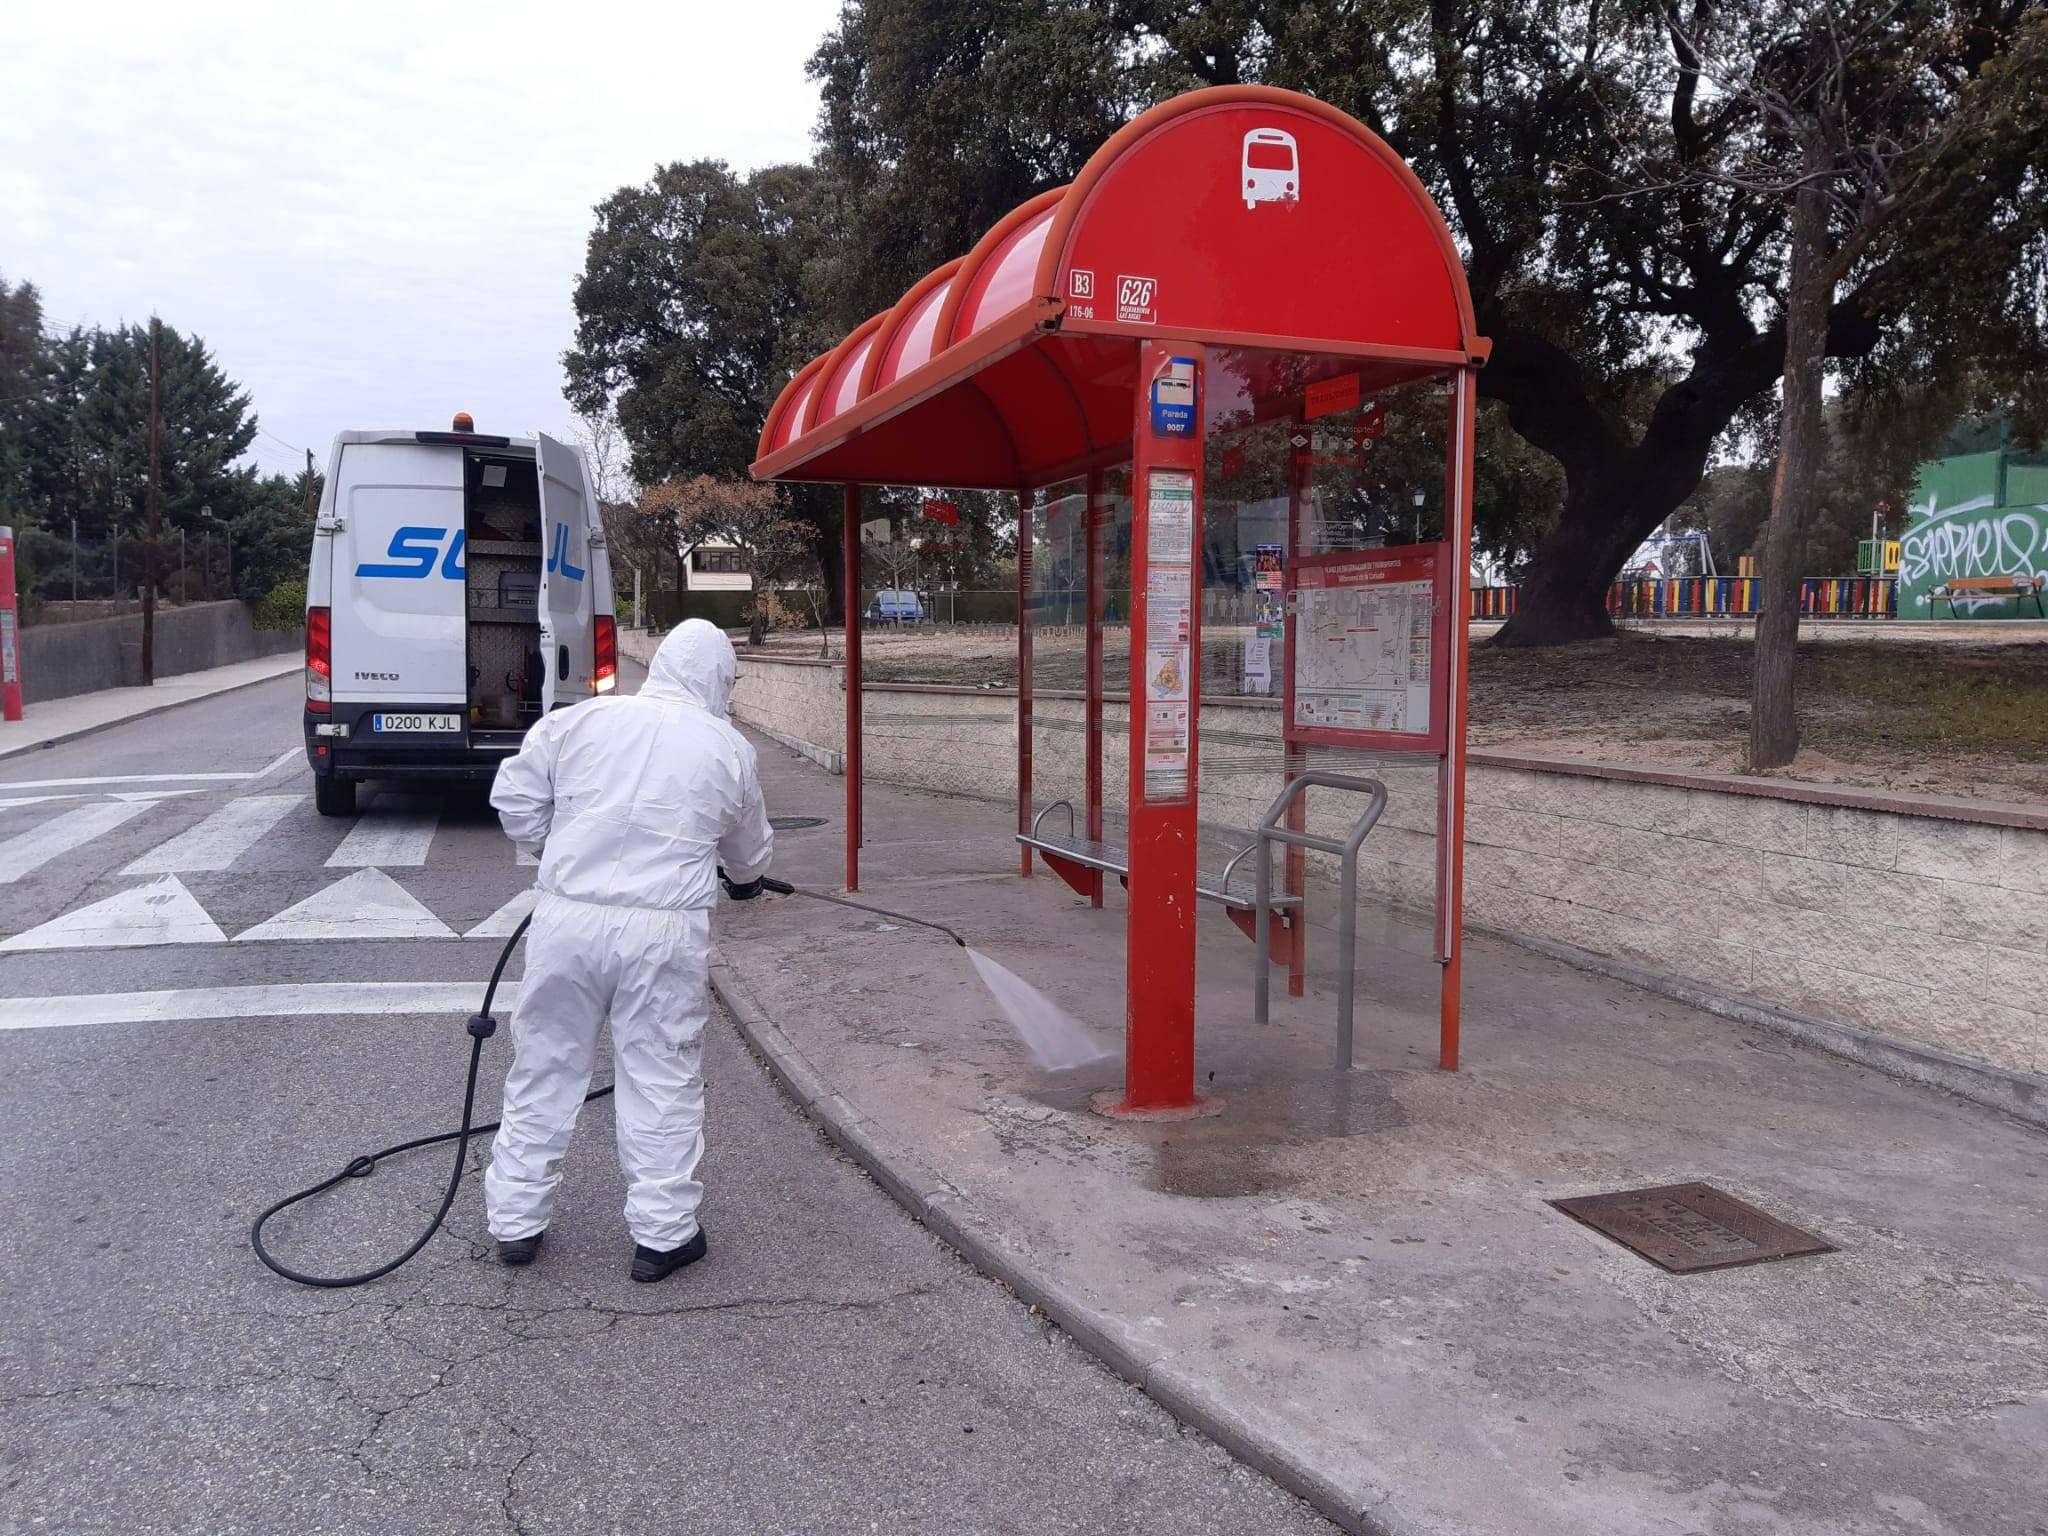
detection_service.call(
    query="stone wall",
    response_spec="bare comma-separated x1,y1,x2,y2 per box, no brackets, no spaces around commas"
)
726,653,2048,1100
19,601,300,703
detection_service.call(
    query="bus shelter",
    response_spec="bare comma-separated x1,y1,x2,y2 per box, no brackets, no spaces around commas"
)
752,86,1488,1112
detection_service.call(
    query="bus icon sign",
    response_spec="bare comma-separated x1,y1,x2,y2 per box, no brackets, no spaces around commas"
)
1241,128,1299,208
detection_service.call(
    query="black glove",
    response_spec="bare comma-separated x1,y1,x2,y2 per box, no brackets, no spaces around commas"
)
718,866,764,901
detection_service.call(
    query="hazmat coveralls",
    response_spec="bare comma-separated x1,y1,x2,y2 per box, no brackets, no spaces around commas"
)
484,619,773,1252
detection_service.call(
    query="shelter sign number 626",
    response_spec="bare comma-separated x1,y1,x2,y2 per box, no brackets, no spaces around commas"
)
1116,275,1158,324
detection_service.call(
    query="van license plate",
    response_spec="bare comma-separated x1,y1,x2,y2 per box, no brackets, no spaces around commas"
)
372,713,460,733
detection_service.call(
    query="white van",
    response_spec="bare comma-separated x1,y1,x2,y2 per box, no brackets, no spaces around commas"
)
302,421,616,816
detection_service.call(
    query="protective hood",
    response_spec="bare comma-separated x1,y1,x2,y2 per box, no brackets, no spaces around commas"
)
640,619,738,717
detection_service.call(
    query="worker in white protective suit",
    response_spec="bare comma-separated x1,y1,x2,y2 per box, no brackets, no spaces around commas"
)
484,619,774,1283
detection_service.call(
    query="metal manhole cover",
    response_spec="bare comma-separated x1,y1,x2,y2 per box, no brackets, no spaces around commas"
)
769,816,827,830
1549,1182,1834,1274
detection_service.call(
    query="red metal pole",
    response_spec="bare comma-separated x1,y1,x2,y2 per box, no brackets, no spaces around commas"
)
1018,486,1034,877
0,525,23,723
1084,468,1104,907
1122,342,1204,1112
1282,417,1310,997
1437,370,1478,1071
843,484,862,893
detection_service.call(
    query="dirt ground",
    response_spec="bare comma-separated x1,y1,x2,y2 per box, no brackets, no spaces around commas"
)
746,621,2048,805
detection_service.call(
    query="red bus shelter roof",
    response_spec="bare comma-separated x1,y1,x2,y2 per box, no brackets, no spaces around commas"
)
751,86,1488,493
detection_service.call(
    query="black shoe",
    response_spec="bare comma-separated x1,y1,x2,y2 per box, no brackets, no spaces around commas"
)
630,1227,708,1283
497,1231,544,1266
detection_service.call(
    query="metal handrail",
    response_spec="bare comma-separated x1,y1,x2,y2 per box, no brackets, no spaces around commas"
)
1029,800,1076,840
1252,772,1389,1070
1216,841,1257,893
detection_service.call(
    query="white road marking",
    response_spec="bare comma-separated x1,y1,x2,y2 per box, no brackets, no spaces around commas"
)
123,795,305,874
0,981,522,1031
0,876,227,952
0,800,155,884
0,794,86,811
325,797,441,867
235,868,456,942
517,847,539,866
0,772,256,791
466,887,538,938
109,789,209,802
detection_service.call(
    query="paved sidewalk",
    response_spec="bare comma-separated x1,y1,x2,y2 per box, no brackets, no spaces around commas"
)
713,734,2048,1536
0,653,301,760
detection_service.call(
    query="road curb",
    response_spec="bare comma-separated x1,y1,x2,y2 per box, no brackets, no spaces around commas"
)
708,958,1426,1536
0,660,300,762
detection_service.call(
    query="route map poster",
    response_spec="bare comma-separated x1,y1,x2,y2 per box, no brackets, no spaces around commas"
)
1290,544,1449,751
1141,470,1196,799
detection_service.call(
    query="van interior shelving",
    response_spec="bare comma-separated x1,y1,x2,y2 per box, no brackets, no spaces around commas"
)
463,453,544,746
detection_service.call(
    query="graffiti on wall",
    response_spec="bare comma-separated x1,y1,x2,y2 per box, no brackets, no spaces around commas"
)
1897,493,2048,615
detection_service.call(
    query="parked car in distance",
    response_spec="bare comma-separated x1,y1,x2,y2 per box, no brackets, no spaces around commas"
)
866,589,925,623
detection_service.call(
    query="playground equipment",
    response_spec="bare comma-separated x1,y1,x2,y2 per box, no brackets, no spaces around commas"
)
752,86,1489,1110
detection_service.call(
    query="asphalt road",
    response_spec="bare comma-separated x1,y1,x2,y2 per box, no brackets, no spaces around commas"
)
0,668,1333,1535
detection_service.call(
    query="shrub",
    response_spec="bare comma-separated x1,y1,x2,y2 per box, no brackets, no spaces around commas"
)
252,578,307,632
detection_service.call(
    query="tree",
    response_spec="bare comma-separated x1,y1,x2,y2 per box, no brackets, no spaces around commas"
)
1604,1,2048,764
220,465,320,604
805,1,2048,643
0,301,263,603
563,160,855,619
642,475,819,646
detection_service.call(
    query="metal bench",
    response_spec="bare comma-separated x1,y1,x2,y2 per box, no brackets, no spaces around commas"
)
1018,803,1304,915
1019,772,1391,1069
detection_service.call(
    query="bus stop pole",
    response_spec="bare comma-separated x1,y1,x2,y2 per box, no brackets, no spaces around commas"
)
1283,419,1312,997
0,526,22,722
1084,469,1104,908
1018,486,1034,878
1436,369,1478,1070
1122,341,1204,1112
843,484,862,893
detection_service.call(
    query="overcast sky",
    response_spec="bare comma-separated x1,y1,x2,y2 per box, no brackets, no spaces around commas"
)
4,0,842,478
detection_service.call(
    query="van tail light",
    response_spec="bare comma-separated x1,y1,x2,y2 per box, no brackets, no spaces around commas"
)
306,606,332,714
593,614,617,694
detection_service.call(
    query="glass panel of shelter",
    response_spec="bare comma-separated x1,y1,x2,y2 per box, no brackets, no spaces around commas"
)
1195,356,1454,966
1012,351,1455,966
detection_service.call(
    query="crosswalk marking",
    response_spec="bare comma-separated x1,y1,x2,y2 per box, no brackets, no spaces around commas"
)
235,869,457,943
325,797,441,868
0,876,227,952
0,980,523,1032
0,794,86,812
0,772,256,791
467,887,538,938
123,795,305,875
0,800,155,884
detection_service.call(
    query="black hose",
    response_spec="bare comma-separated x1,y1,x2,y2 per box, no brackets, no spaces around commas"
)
253,873,959,1289
248,912,615,1289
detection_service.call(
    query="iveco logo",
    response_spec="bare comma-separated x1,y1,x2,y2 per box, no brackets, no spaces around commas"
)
354,671,400,681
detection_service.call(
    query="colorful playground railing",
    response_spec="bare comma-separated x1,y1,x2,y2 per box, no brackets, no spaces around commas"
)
1468,576,1897,621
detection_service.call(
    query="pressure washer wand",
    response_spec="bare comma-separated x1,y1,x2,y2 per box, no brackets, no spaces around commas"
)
727,872,967,948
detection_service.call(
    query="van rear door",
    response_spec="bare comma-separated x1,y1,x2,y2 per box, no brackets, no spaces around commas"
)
534,432,594,710
330,442,466,705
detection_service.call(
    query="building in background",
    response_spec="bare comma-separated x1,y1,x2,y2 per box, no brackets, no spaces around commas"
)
678,544,750,592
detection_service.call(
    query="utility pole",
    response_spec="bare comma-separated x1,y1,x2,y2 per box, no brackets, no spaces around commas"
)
303,449,316,522
70,517,78,603
143,317,163,685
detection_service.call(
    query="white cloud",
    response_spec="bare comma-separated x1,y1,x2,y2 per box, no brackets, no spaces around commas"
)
2,0,838,475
